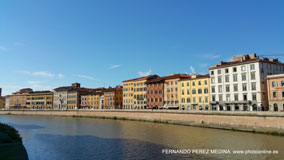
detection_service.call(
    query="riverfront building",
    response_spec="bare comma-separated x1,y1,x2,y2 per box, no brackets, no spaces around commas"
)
26,91,53,109
81,88,105,109
0,96,5,109
145,77,164,109
53,83,89,109
103,86,123,109
209,53,284,111
267,74,284,111
123,75,158,109
9,88,33,109
179,74,210,110
163,74,191,109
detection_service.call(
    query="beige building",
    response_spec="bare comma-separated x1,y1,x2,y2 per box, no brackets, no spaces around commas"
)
123,75,158,109
9,88,33,109
179,74,210,110
163,74,191,109
267,74,284,111
0,97,5,109
26,91,53,109
81,88,105,109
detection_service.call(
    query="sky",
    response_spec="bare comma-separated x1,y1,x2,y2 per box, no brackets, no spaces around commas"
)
0,0,284,96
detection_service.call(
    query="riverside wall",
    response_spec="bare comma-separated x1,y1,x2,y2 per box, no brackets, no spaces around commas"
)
1,110,284,135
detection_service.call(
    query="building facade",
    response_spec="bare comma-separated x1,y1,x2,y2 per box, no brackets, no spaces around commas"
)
179,74,210,110
0,96,5,109
123,75,158,109
145,77,164,109
80,88,105,109
26,91,53,109
9,88,33,109
209,54,284,111
5,96,10,110
267,74,284,111
163,74,191,109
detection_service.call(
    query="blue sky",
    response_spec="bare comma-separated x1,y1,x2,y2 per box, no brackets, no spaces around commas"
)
0,0,284,96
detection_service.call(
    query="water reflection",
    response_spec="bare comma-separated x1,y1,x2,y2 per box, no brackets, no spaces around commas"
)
0,115,283,160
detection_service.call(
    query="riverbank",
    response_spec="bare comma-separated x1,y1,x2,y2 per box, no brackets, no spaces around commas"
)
1,110,284,136
0,123,29,160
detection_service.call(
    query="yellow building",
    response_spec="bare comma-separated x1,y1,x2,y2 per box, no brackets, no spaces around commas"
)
123,75,158,109
26,91,53,109
81,88,105,109
0,97,5,109
179,74,210,110
163,74,191,109
9,88,33,109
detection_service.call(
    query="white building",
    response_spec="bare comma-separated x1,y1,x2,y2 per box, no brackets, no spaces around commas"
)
209,53,284,111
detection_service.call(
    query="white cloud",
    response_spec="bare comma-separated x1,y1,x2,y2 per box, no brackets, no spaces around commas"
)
27,81,41,85
190,66,196,74
0,46,8,51
58,74,63,78
200,53,221,59
14,42,25,46
73,75,95,80
109,64,121,69
138,70,152,76
199,63,208,68
17,71,56,78
17,71,63,78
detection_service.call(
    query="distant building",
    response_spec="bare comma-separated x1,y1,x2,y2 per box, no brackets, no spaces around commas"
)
163,74,191,109
53,83,88,109
103,86,123,109
0,96,5,109
179,74,210,110
26,91,53,110
80,88,105,109
5,96,10,110
123,75,159,109
267,74,284,111
209,53,284,111
9,88,33,109
145,77,164,109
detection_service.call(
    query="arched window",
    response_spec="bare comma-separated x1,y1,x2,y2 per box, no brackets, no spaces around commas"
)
274,103,278,111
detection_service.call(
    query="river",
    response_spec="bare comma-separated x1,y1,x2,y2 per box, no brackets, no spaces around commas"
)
0,115,283,160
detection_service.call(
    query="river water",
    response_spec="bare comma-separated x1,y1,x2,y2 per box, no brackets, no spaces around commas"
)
0,115,283,160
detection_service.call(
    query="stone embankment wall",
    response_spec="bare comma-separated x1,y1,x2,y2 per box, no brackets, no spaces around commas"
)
1,110,284,135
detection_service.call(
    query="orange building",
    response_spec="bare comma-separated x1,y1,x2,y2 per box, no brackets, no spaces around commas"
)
267,74,284,111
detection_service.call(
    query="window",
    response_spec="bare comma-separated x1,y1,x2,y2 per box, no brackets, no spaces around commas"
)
272,81,277,87
204,80,207,85
193,97,196,103
242,83,247,91
225,68,229,73
242,73,246,81
282,91,284,98
273,92,277,98
251,82,256,91
211,78,215,84
226,85,230,92
219,94,223,101
198,81,201,85
182,83,184,87
218,69,221,74
218,85,222,93
241,66,246,71
212,86,215,93
198,89,202,94
281,81,284,86
182,98,185,103
187,89,190,94
182,90,184,95
234,94,238,101
187,82,190,86
250,64,255,70
252,93,257,101
211,71,214,75
187,98,190,103
205,97,208,102
250,72,256,80
192,82,195,86
222,76,227,84
233,67,237,72
234,84,238,92
199,97,202,103
212,95,216,101
192,89,196,94
226,94,230,101
243,94,247,101
204,88,208,93
233,74,238,82
218,76,222,83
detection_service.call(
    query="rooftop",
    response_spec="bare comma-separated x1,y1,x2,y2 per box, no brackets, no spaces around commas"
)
122,75,158,82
